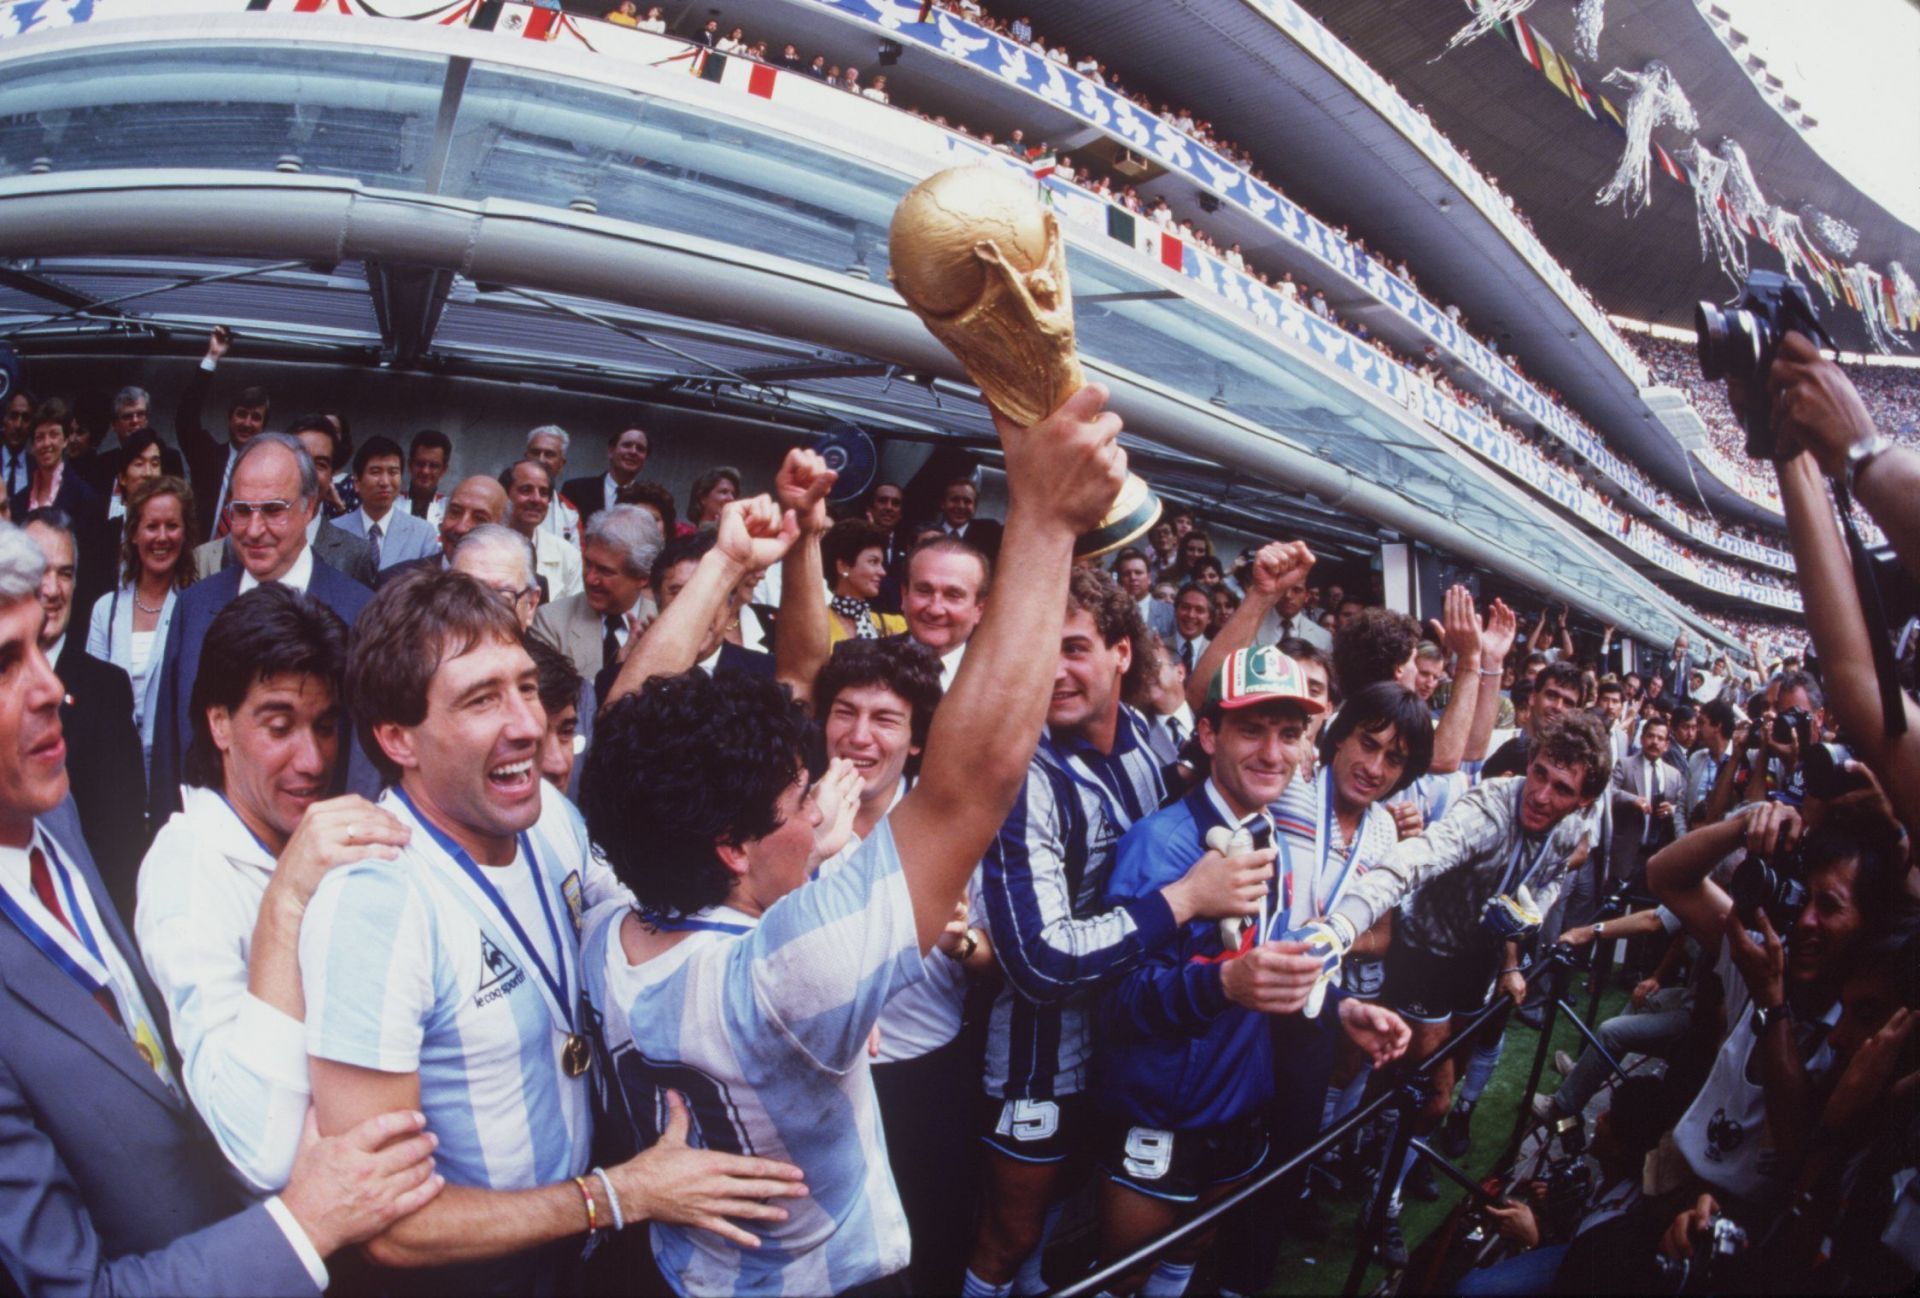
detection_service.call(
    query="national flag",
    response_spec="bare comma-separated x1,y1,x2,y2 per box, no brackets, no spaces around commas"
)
1563,59,1597,118
1107,206,1138,248
1160,231,1184,272
1535,29,1570,96
691,50,727,82
1029,150,1058,180
1508,15,1543,70
747,63,777,98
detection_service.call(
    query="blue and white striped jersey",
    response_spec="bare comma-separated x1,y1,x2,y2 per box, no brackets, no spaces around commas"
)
980,708,1171,1099
583,818,924,1298
1271,771,1400,931
300,784,618,1197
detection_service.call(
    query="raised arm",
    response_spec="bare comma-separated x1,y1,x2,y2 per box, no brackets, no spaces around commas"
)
1426,584,1484,774
769,450,834,709
1463,598,1517,763
889,385,1127,952
1327,779,1504,941
605,497,798,706
1183,540,1313,716
173,328,228,480
1774,451,1920,836
1647,801,1786,953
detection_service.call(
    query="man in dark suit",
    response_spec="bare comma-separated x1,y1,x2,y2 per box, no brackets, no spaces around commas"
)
931,475,1002,561
150,436,374,823
0,520,441,1298
561,423,650,528
1608,717,1687,888
82,385,186,497
22,509,146,923
173,326,270,545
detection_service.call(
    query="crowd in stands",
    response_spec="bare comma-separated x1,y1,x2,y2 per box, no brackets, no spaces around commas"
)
584,1,1816,603
1,315,1914,1298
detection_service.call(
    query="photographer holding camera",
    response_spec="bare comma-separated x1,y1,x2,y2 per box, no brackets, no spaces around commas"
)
1711,297,1920,842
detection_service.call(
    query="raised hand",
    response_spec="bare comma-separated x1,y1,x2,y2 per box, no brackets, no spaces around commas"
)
773,448,837,536
994,383,1126,539
1480,598,1518,666
279,1108,443,1258
206,324,232,362
617,1091,809,1249
1438,584,1481,665
1726,909,1785,1014
1248,540,1315,599
806,757,863,870
714,495,800,572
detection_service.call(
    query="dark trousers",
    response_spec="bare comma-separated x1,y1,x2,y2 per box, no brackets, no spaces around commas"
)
1214,1010,1337,1293
873,1031,981,1296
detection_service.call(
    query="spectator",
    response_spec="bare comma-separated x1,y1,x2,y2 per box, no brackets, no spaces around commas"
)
172,326,268,544
501,458,583,601
563,424,649,528
534,503,664,683
685,465,740,532
333,435,438,573
451,524,540,632
823,519,907,644
522,425,584,548
88,475,196,782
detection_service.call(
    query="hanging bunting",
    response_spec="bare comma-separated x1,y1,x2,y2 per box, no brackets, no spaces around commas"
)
1891,262,1920,332
1764,208,1824,291
1442,0,1538,57
1844,263,1907,353
1573,0,1607,61
1595,62,1696,213
1798,204,1860,259
1680,141,1747,285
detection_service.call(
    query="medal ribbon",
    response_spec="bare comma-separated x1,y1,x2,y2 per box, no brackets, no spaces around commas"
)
394,788,579,1041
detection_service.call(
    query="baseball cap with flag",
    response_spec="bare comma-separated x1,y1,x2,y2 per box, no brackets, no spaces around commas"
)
1205,645,1326,715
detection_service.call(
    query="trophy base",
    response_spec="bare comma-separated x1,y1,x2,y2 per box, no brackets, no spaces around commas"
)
1075,473,1162,560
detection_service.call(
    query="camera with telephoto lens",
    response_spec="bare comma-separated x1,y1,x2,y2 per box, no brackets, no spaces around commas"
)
1696,271,1834,458
1730,849,1810,932
1536,1112,1595,1236
1772,706,1813,750
1653,1212,1750,1284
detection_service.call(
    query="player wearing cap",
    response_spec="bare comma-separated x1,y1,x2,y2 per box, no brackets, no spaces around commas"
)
1091,648,1411,1297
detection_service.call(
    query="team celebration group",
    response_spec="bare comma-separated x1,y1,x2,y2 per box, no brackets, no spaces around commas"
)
0,320,1915,1298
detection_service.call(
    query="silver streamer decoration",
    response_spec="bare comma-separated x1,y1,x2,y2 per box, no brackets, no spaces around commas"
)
1595,62,1697,214
1892,262,1919,333
1765,207,1826,297
1799,204,1860,259
1680,141,1747,284
1442,0,1537,55
1716,138,1770,233
1573,0,1607,61
1844,263,1906,354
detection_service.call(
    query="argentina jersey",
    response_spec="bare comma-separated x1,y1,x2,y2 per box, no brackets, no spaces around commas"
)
980,707,1169,1100
583,819,924,1297
301,784,615,1197
1272,771,1400,931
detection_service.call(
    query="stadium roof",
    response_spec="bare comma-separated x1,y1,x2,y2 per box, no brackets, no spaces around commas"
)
1291,0,1920,356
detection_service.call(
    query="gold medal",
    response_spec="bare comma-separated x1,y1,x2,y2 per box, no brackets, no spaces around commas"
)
563,1032,592,1077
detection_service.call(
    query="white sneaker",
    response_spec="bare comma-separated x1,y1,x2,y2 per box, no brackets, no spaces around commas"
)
1530,1092,1559,1123
1554,1049,1576,1077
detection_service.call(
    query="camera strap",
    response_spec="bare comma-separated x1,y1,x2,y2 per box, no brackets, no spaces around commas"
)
1832,478,1908,739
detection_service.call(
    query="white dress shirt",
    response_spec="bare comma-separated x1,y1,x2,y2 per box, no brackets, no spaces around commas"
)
136,786,311,1191
532,527,583,601
1257,607,1332,652
237,543,314,597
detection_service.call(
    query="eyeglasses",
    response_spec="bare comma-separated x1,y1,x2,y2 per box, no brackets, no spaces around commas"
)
225,498,296,525
484,582,540,608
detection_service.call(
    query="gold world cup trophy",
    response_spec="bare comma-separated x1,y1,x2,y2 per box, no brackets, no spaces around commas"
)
888,165,1161,558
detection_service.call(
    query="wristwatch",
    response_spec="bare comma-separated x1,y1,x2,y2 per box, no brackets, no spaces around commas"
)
1844,430,1893,494
1751,1002,1791,1036
1593,921,1607,941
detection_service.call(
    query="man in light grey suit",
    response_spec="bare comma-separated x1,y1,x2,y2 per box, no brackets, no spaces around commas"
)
329,435,439,572
1112,547,1175,642
0,520,439,1298
534,503,665,685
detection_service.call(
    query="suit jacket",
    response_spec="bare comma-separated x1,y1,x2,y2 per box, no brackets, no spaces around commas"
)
560,475,614,529
54,641,147,927
171,365,235,546
81,439,187,498
330,507,439,571
943,518,1002,562
534,591,615,686
148,562,375,823
11,470,115,618
1608,751,1687,881
0,799,317,1298
191,521,375,589
1137,596,1176,641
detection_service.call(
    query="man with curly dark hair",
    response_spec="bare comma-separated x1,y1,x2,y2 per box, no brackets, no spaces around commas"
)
577,390,1146,1297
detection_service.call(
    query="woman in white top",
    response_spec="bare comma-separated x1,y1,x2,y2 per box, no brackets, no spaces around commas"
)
87,474,196,777
106,428,166,522
716,25,747,54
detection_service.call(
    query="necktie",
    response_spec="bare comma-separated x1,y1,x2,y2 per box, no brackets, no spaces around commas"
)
602,616,622,673
1644,762,1660,844
367,520,383,569
1280,617,1293,640
1166,715,1184,750
1181,639,1195,671
29,847,122,1027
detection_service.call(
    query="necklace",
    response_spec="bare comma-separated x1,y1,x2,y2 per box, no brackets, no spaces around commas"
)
133,592,165,615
